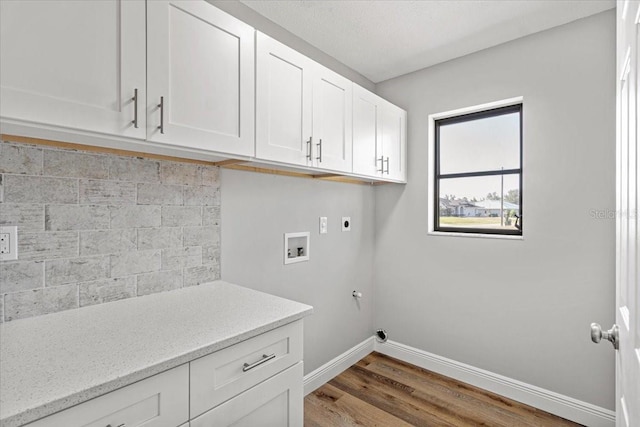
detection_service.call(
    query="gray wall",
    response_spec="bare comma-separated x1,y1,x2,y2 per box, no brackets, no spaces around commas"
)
207,0,376,92
374,10,616,409
0,141,221,322
220,169,375,374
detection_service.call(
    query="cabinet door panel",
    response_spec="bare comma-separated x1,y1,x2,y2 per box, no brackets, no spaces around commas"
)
256,32,312,165
312,68,352,172
381,104,407,181
190,362,303,427
353,85,382,177
26,365,189,427
0,0,145,138
147,0,254,156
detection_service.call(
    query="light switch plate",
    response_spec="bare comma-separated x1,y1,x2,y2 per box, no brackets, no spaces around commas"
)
319,217,328,234
0,226,18,261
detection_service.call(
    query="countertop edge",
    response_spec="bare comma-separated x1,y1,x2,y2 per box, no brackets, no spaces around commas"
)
1,307,312,427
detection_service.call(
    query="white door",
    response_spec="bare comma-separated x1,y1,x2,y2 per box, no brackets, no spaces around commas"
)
381,103,407,182
0,0,146,139
255,32,313,166
617,1,640,425
147,0,254,157
312,66,353,172
352,84,383,177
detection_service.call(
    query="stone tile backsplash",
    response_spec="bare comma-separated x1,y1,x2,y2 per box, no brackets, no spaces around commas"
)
0,141,221,322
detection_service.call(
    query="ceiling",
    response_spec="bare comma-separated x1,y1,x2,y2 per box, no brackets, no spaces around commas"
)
240,0,615,83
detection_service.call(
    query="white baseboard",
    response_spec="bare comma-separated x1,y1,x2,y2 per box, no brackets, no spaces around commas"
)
303,336,375,396
375,339,615,427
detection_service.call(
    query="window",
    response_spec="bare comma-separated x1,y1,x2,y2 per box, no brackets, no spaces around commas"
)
433,103,522,236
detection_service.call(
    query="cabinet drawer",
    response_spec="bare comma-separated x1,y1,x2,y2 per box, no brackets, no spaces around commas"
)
190,320,302,418
191,362,303,427
26,364,189,427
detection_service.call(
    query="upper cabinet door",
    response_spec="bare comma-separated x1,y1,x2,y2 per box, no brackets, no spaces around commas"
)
255,32,313,166
381,103,407,182
312,67,353,172
0,0,146,139
352,84,382,177
147,1,255,157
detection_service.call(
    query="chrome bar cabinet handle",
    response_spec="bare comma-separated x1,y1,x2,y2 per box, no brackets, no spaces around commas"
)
131,89,138,128
157,96,165,134
385,157,390,174
377,156,385,172
243,353,276,372
307,137,313,161
316,139,323,163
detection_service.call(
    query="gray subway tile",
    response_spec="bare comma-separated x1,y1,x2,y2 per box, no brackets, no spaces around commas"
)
18,231,78,261
0,260,44,293
110,205,161,229
137,269,182,296
44,150,109,179
0,204,45,232
161,206,202,227
45,205,109,231
79,277,136,307
161,162,201,186
110,250,161,277
45,256,110,287
3,175,77,204
202,245,221,266
162,246,202,270
202,206,221,227
109,157,160,183
184,265,219,287
137,183,183,205
4,284,78,321
80,229,136,256
200,165,220,186
137,227,182,250
184,186,220,206
79,180,136,205
184,226,220,247
0,143,43,175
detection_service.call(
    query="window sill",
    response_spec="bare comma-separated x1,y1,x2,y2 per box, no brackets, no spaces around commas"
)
428,231,524,240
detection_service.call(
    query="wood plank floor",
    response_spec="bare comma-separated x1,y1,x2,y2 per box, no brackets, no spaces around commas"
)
304,352,582,427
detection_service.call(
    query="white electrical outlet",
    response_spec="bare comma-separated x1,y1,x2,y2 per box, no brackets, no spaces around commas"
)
342,217,351,232
319,217,328,234
0,226,18,261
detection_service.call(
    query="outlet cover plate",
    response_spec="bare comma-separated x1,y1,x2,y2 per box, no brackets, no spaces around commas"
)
342,217,351,232
0,226,18,261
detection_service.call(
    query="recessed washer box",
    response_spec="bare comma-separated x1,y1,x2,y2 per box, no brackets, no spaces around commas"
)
284,232,310,265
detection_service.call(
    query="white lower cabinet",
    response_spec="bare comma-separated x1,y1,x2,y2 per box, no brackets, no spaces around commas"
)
26,365,189,427
25,321,304,427
191,362,303,427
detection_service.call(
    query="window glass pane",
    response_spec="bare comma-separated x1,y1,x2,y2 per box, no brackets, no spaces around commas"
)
439,111,520,174
438,174,520,231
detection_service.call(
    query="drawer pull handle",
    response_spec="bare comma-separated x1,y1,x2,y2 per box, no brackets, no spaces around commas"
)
106,424,125,427
243,353,276,372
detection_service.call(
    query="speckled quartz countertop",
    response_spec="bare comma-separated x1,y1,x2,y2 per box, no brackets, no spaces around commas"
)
0,281,313,427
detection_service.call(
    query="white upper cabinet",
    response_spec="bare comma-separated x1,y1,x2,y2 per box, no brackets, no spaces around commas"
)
381,102,407,181
256,32,353,173
352,84,406,182
0,0,146,139
353,85,383,177
147,0,255,157
255,32,313,166
311,66,353,171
